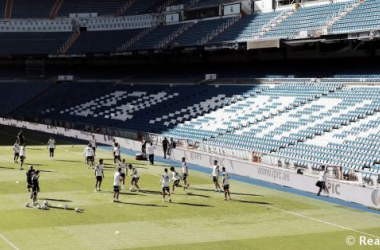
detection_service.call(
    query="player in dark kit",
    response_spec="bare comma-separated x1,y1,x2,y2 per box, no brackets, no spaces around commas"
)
26,165,35,195
31,170,40,205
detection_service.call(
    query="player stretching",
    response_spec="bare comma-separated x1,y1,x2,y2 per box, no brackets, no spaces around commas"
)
170,166,182,194
161,168,172,203
119,159,127,190
47,136,56,160
128,164,140,192
222,167,231,201
210,160,221,192
26,165,35,195
95,159,105,192
19,145,26,170
31,170,40,205
182,157,190,190
13,141,20,163
113,168,122,203
113,142,121,165
83,144,95,168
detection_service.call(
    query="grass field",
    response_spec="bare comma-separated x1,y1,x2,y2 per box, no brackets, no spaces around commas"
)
0,125,380,250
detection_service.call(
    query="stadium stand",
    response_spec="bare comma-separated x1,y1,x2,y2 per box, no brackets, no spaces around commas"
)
0,81,52,116
0,32,71,55
10,0,55,19
331,0,380,34
262,2,347,39
67,29,146,54
123,0,168,16
57,0,127,17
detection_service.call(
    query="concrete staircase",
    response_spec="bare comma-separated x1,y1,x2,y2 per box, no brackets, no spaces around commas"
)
57,20,80,55
50,0,64,19
115,0,137,17
155,22,195,49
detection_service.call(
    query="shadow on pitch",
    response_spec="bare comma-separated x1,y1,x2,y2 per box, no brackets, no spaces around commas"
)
184,192,211,198
235,200,271,205
40,198,72,202
58,160,82,163
194,188,262,197
139,190,162,195
173,202,213,207
117,201,167,207
100,190,143,196
0,166,16,170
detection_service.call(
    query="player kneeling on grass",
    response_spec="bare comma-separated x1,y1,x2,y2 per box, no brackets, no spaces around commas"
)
128,164,140,192
119,159,127,190
113,168,122,203
182,157,190,190
210,160,221,192
95,159,105,192
222,167,231,201
170,166,182,194
19,144,26,170
31,170,40,205
13,140,20,163
83,144,95,168
161,168,172,203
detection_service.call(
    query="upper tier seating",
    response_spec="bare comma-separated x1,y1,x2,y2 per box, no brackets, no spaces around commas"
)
58,0,127,16
263,2,346,39
11,0,55,19
190,0,234,9
331,0,380,34
209,12,279,43
124,0,168,16
170,18,233,47
67,29,145,54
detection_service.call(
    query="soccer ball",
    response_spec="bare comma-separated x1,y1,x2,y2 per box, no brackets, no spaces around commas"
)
37,204,41,209
43,200,48,206
64,204,69,210
75,207,81,213
24,203,30,208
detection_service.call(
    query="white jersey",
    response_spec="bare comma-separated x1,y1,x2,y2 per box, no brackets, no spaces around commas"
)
222,171,229,186
147,145,155,155
13,143,20,153
114,146,121,156
319,170,327,182
172,171,181,181
114,172,121,186
95,164,104,177
83,147,94,157
161,173,170,187
90,139,96,148
182,162,188,174
132,167,139,178
20,147,26,157
212,165,219,177
47,139,56,149
119,162,127,174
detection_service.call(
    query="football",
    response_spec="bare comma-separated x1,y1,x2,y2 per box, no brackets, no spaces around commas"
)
37,204,41,209
43,200,48,206
24,202,30,208
64,204,69,210
75,207,81,213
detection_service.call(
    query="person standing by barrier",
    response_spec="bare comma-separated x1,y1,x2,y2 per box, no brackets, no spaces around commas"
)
141,136,147,156
316,166,329,196
148,142,155,165
162,137,169,159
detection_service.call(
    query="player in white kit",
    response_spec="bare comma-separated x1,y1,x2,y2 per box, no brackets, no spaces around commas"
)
222,167,231,201
83,144,95,168
19,145,26,170
113,143,121,165
161,168,172,203
210,160,221,192
182,157,190,190
94,159,105,192
119,159,128,190
170,166,182,194
13,141,20,163
47,136,56,160
128,164,140,192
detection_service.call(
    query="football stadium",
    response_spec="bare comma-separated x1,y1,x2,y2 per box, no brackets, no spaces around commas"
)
1,0,380,249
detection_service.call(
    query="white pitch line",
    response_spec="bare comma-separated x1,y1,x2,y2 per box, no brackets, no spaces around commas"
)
0,233,20,250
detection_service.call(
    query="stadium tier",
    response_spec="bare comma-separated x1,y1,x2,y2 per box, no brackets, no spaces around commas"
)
7,80,380,177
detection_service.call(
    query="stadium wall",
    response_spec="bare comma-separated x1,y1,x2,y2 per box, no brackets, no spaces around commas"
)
1,118,380,210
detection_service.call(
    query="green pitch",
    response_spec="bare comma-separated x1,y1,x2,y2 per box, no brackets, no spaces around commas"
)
0,125,380,250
